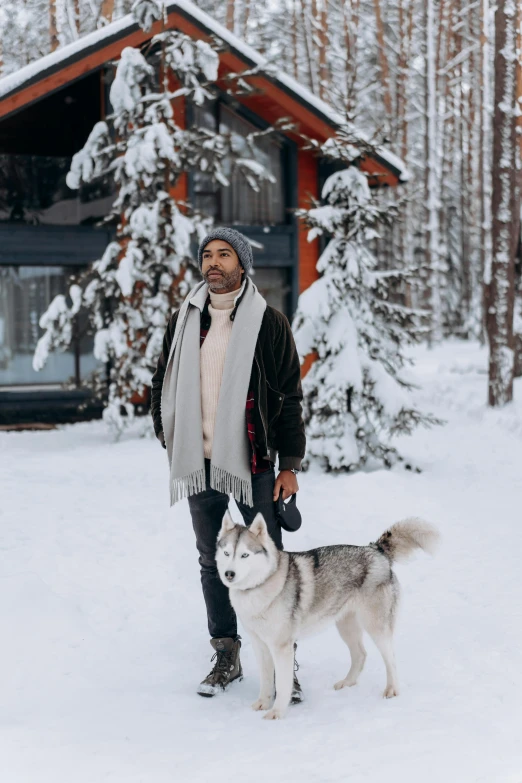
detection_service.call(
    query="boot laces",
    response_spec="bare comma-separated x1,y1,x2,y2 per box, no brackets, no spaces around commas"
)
208,649,232,679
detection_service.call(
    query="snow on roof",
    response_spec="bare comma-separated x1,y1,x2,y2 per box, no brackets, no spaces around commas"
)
0,0,409,182
0,15,134,100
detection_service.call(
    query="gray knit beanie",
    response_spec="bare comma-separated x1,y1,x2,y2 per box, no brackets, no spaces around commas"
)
197,227,254,273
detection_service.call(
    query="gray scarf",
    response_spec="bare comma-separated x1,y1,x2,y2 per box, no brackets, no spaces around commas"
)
160,276,267,508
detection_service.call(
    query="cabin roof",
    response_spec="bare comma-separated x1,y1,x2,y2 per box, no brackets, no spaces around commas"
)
0,0,408,183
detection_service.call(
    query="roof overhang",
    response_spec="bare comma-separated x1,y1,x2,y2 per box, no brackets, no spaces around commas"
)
0,0,408,184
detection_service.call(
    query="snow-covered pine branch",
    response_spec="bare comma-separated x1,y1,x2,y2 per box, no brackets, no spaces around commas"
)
293,155,439,473
131,0,163,32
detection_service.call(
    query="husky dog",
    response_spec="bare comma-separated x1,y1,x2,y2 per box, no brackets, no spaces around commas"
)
216,512,439,720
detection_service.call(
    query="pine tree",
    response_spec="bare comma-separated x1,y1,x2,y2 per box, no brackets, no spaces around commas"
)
32,11,278,435
292,142,439,472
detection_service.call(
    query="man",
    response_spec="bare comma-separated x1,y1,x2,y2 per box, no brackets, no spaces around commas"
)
150,227,306,700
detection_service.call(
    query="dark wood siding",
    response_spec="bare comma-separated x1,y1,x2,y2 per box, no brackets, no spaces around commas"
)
0,224,112,266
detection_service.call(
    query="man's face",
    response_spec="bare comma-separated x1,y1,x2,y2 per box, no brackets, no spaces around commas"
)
201,240,244,293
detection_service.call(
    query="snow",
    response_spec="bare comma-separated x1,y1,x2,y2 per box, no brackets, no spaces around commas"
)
115,244,141,296
132,0,163,32
93,328,110,362
364,357,411,418
32,290,81,372
110,47,154,116
0,1,408,182
129,203,160,243
322,165,371,202
66,122,110,190
122,124,179,181
1,339,522,781
0,15,135,99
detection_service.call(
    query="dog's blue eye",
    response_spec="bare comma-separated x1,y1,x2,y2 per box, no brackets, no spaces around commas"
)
241,553,249,558
224,551,230,557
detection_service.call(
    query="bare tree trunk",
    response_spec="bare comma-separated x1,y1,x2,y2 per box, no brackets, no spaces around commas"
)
226,0,235,33
49,0,59,52
425,0,442,344
301,0,317,93
395,0,413,305
397,0,406,154
460,0,472,332
401,0,415,159
100,0,115,24
292,0,299,79
373,0,393,122
479,0,487,336
513,13,522,252
311,0,319,92
481,0,493,342
487,0,518,406
436,0,452,329
318,0,329,100
467,3,483,337
342,0,359,117
243,0,251,38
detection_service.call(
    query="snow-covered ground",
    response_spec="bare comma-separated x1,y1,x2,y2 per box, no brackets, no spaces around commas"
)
2,340,522,783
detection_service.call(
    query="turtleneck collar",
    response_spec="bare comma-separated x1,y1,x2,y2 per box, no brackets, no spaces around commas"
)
209,278,246,310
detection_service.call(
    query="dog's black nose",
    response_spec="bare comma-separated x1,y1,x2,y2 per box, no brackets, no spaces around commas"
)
225,571,235,580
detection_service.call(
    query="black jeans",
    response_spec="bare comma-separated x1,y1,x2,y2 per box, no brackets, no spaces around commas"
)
187,458,283,639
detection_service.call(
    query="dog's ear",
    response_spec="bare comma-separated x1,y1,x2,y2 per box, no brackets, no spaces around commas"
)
218,510,235,540
249,513,268,540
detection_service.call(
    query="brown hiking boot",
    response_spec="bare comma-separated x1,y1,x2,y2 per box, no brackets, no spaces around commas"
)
197,637,243,697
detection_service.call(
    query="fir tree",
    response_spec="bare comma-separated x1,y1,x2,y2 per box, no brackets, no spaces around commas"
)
33,12,278,435
292,146,439,472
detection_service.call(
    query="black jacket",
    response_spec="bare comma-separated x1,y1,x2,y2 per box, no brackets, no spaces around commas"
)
150,292,306,471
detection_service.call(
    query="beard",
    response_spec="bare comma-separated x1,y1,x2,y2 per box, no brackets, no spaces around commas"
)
203,263,243,292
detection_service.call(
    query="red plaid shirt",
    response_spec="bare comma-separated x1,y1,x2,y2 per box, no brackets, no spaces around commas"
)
200,299,271,474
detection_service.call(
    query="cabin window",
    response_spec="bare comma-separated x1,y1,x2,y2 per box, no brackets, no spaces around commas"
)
0,266,96,386
191,100,286,225
0,154,113,226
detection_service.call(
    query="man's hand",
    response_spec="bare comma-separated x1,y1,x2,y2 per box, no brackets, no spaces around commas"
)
273,469,299,501
157,431,166,449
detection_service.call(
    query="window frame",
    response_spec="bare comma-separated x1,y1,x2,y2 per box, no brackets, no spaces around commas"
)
186,92,295,227
0,224,111,390
0,262,96,389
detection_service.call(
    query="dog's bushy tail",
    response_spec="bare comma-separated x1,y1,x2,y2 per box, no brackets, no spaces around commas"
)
374,518,440,563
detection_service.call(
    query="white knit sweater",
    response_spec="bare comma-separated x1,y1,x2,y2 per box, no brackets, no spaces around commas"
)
200,284,244,458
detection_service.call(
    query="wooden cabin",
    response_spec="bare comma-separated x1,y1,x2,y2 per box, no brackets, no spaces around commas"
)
0,0,406,424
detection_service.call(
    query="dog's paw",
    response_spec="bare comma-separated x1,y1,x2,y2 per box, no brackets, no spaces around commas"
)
251,698,272,711
263,708,284,720
383,685,399,699
333,678,357,690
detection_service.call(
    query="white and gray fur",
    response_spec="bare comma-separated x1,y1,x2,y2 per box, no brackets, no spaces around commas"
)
216,513,439,720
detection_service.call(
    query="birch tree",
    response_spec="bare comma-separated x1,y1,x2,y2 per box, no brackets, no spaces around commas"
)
424,0,443,343
487,0,518,406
